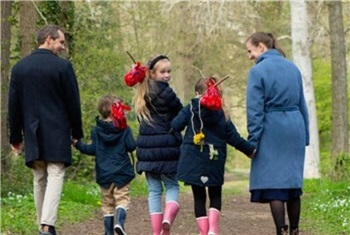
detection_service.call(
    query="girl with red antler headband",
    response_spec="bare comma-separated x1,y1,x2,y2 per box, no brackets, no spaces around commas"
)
126,54,183,235
171,76,255,235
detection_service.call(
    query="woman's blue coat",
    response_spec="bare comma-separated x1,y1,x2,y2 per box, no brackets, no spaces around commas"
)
246,49,309,191
136,81,183,175
75,118,136,189
171,98,255,187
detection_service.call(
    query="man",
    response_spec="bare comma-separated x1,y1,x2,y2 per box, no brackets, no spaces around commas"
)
8,24,83,235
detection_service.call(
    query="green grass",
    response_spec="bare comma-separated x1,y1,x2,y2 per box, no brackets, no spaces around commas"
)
2,174,349,235
1,175,149,235
301,179,350,235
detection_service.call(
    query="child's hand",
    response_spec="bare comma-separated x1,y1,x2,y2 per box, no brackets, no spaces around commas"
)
71,138,78,145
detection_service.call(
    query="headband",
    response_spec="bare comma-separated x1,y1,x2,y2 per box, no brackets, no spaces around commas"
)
148,55,169,70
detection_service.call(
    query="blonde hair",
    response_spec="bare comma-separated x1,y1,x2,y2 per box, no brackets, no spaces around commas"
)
195,77,230,120
133,55,170,124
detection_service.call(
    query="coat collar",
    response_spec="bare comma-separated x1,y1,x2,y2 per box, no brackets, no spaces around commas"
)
256,49,281,64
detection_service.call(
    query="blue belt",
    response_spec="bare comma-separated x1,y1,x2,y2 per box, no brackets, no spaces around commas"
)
265,106,299,112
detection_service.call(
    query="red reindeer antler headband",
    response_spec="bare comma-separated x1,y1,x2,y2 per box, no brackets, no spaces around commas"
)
123,51,147,87
111,101,131,130
200,75,229,111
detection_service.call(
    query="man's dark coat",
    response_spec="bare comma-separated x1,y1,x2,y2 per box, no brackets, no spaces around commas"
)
8,49,83,167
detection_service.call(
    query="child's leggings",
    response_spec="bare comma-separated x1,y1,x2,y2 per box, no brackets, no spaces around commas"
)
191,185,222,217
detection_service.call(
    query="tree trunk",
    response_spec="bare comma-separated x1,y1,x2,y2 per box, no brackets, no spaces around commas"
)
328,1,349,166
290,0,320,178
59,1,74,56
19,1,38,57
1,1,13,173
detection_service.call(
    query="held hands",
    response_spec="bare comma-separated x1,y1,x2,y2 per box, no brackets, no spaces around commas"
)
248,149,257,159
71,138,78,146
11,142,23,155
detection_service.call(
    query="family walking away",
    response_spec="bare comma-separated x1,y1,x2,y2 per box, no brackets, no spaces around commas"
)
126,54,183,235
245,32,309,235
171,76,256,235
8,24,84,235
73,95,136,235
8,24,310,235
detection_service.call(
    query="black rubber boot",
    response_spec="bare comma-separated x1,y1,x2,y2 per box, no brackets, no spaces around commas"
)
103,215,114,235
114,207,127,235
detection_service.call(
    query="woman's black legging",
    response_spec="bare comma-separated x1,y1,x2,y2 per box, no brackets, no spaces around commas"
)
191,184,222,218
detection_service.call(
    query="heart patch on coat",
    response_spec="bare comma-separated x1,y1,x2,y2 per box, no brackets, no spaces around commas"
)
200,176,208,184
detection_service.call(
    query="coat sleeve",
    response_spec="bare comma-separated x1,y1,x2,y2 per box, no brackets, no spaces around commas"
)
298,74,310,146
125,127,137,152
74,130,96,156
8,68,24,144
171,106,188,132
246,69,265,148
62,62,84,139
226,120,255,156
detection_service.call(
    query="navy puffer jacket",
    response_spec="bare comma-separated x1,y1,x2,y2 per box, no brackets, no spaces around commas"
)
136,81,183,174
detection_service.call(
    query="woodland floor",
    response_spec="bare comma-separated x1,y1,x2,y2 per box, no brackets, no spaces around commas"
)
59,172,314,235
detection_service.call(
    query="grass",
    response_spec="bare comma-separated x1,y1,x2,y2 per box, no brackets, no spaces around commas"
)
1,173,349,235
301,179,350,235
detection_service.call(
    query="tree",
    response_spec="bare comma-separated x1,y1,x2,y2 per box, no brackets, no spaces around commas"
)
328,1,349,176
1,0,13,172
290,0,320,178
19,1,38,57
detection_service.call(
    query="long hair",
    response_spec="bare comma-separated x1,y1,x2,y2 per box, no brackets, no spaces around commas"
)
133,55,170,124
195,77,230,120
246,32,286,57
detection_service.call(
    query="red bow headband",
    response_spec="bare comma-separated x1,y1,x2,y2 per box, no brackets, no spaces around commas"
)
200,76,229,111
111,101,131,130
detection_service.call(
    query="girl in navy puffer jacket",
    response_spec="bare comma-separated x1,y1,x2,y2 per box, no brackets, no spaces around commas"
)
133,55,183,235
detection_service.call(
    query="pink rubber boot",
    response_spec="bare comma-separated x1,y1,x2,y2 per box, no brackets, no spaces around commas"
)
196,216,209,235
150,213,163,235
208,208,220,235
162,201,180,235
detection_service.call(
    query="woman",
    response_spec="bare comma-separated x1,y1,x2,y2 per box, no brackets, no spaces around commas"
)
245,32,309,235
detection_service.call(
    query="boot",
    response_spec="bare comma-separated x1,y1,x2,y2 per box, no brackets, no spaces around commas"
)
103,215,114,235
196,216,209,235
162,201,180,234
114,207,127,235
208,208,220,235
278,225,288,235
150,212,163,235
290,227,299,235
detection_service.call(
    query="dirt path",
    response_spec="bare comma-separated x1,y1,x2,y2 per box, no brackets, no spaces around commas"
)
60,190,313,235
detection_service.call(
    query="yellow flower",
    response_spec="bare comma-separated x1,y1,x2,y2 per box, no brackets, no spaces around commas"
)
193,132,205,145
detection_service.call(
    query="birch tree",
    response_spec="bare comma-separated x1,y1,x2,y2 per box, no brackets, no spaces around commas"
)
290,0,320,178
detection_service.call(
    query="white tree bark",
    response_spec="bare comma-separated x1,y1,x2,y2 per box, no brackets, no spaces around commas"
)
290,0,320,178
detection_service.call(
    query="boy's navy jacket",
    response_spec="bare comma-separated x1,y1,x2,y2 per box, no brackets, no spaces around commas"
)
136,81,183,175
75,117,136,189
171,98,254,187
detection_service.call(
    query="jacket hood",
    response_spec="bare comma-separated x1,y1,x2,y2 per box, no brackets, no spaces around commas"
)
95,117,124,145
190,98,224,124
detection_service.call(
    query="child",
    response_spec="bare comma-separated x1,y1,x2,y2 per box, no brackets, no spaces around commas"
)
132,54,183,235
171,77,255,235
73,95,136,235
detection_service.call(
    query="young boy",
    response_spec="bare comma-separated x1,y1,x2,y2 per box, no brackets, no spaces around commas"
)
73,95,136,235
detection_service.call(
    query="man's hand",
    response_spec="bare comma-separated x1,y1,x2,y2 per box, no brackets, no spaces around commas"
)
11,142,23,155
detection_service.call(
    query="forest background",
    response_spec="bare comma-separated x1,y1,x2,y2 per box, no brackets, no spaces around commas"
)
1,1,350,235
